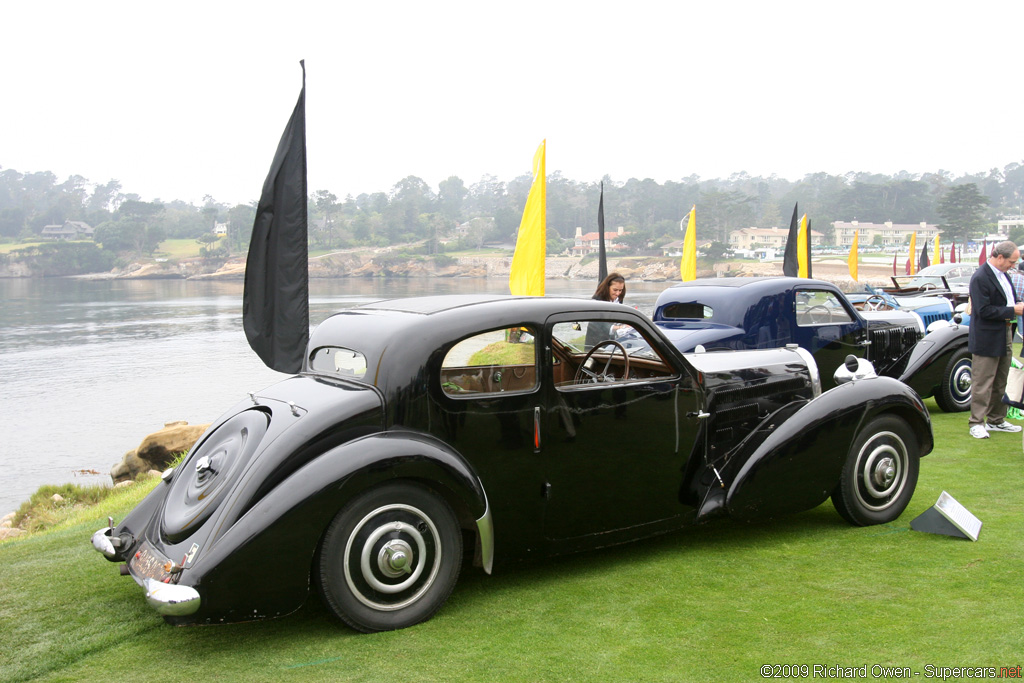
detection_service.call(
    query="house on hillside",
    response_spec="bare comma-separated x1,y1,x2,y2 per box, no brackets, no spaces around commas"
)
571,226,627,256
40,220,93,240
661,239,714,257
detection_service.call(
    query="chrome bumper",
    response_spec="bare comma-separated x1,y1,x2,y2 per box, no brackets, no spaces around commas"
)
92,526,201,617
91,526,118,559
144,578,201,617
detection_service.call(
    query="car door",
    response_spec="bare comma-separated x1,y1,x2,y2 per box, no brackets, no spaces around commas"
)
430,324,547,556
539,313,695,542
791,286,866,386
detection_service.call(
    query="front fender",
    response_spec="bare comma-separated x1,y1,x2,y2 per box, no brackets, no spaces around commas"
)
897,322,969,399
167,430,488,624
724,376,932,521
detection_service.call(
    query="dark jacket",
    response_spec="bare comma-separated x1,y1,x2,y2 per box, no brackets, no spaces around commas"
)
968,262,1018,356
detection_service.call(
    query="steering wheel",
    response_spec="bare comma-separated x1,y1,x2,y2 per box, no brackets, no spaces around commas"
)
806,305,831,324
864,294,887,311
920,282,937,291
574,340,630,384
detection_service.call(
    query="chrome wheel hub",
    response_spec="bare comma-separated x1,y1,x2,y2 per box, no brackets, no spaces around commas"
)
344,504,442,611
856,430,908,511
378,539,414,577
872,456,896,489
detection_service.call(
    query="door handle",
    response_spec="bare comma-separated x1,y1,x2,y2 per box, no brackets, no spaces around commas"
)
533,406,541,452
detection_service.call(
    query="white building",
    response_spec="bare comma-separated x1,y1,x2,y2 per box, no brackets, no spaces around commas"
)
832,221,939,248
728,226,823,250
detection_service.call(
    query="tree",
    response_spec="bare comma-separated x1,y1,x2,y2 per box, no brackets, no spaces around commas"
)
94,200,166,256
312,189,340,248
437,176,467,223
937,183,990,244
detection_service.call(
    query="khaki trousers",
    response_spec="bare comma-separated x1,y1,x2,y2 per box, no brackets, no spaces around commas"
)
969,326,1013,427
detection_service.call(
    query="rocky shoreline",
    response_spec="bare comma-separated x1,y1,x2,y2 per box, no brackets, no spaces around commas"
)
64,251,895,288
0,420,210,541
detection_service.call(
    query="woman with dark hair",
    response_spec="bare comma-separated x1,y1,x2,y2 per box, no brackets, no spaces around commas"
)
586,272,627,349
592,272,626,303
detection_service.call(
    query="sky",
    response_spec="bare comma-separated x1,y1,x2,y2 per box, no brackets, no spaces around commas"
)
3,1,1022,207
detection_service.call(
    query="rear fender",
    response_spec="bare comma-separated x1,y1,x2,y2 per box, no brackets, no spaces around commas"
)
724,377,932,521
166,431,488,624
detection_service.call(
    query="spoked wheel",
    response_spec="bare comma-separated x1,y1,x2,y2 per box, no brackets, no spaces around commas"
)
832,415,919,526
317,482,462,632
935,347,972,413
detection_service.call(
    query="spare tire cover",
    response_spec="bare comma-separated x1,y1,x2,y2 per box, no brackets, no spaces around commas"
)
161,409,270,543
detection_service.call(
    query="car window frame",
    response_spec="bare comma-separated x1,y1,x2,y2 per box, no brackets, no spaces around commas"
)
437,324,541,399
544,312,681,393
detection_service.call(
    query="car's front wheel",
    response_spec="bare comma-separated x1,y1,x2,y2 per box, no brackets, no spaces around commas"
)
832,415,919,526
936,347,971,412
317,482,462,632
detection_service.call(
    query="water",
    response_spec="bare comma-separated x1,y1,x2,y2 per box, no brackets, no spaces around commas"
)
0,276,669,514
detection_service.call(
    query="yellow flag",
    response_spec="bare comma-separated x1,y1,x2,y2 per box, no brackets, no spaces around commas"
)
680,205,697,281
908,232,917,275
933,235,941,265
848,231,859,282
797,213,809,278
509,140,546,296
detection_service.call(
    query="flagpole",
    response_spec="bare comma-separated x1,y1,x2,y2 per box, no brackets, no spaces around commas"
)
597,181,608,283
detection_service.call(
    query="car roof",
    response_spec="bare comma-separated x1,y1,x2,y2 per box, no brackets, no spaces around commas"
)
308,294,660,390
653,276,842,324
657,276,837,301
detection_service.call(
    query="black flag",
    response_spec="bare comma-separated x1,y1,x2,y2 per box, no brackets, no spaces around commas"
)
597,182,608,282
806,218,813,279
782,202,799,277
243,61,309,374
920,241,930,271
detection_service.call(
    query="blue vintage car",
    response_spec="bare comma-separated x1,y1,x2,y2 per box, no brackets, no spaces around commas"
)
653,277,971,412
92,294,932,632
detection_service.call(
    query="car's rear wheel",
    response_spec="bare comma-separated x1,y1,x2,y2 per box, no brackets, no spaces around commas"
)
317,482,462,632
936,347,971,413
832,415,919,526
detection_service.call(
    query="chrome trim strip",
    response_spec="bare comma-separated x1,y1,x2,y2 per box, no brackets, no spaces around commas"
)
791,346,821,398
474,494,494,575
143,578,201,616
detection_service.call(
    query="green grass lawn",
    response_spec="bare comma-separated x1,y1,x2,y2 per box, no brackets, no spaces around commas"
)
152,238,224,260
1,398,1021,682
0,241,50,254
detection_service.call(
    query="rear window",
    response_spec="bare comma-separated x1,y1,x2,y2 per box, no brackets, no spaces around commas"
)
660,303,713,320
309,346,369,379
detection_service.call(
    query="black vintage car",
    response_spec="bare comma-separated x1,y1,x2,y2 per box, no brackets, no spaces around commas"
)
93,294,933,632
653,277,972,412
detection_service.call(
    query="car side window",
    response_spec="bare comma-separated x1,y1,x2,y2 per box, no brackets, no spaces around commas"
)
440,326,538,396
795,290,854,326
550,320,675,389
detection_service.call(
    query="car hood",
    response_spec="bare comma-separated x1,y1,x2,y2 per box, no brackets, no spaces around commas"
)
859,309,925,334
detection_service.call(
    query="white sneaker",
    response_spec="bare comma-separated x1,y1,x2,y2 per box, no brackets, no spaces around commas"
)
970,425,990,439
986,420,1022,433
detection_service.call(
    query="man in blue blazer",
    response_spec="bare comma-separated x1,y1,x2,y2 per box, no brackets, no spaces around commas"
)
968,240,1024,438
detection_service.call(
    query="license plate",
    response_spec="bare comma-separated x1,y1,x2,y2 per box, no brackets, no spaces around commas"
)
129,541,172,582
